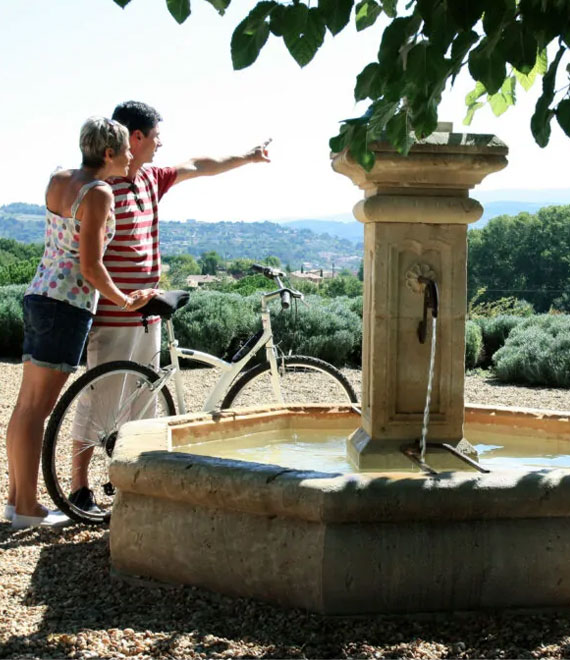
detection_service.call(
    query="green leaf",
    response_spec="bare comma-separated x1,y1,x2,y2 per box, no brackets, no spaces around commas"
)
501,74,516,101
378,15,420,61
518,0,565,50
112,0,132,7
329,124,354,153
514,49,547,91
514,65,537,92
487,75,516,117
447,0,485,31
381,0,397,18
530,46,565,147
468,36,507,94
498,23,537,74
166,0,191,23
555,99,570,138
405,42,450,105
231,2,276,70
269,3,286,35
355,0,381,31
367,99,399,138
465,80,486,106
318,0,354,35
463,101,484,125
203,0,230,15
385,110,414,155
541,45,564,99
488,92,508,116
354,63,383,101
420,2,456,55
282,2,309,35
450,29,479,70
482,0,516,38
283,6,326,67
411,96,438,138
348,125,375,171
536,49,548,75
531,98,554,147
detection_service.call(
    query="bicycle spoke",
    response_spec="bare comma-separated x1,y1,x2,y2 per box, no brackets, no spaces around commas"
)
43,362,175,525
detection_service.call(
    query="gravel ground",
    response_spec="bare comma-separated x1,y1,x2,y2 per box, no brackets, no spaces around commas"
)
1,360,570,660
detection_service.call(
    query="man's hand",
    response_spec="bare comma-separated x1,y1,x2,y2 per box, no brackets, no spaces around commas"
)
246,138,272,163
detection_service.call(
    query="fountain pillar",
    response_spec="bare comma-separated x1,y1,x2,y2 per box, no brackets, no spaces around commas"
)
332,128,508,469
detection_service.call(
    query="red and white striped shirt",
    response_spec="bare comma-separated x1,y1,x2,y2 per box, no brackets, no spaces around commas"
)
95,165,177,327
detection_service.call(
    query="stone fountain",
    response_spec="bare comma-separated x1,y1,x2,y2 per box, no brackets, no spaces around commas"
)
109,128,570,614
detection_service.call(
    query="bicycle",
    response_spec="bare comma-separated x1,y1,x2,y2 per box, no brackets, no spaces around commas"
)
42,264,359,524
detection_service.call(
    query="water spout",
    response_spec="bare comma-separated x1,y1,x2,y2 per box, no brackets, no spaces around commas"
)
417,277,439,344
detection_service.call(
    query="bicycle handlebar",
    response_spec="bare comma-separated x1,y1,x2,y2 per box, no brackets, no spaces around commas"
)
251,263,285,278
252,263,302,310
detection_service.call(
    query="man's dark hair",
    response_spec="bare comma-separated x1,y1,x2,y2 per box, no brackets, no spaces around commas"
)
111,101,162,136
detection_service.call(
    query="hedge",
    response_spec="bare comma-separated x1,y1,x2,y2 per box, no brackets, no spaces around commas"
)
0,284,26,357
1,285,569,388
166,291,362,368
493,315,570,388
465,321,483,370
474,315,524,368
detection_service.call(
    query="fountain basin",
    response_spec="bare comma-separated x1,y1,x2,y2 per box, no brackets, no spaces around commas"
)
110,404,570,614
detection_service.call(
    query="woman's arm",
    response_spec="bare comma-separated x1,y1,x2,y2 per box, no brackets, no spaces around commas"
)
78,186,155,312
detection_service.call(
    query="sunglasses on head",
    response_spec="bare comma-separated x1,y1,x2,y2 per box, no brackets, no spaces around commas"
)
128,183,145,212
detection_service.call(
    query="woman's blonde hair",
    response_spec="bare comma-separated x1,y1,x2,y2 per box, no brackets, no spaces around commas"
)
79,117,129,168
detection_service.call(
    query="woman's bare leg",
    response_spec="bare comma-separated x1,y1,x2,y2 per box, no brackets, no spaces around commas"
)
7,362,68,517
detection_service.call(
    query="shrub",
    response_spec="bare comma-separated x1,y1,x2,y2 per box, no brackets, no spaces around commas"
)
320,275,363,298
160,291,362,368
475,315,525,368
271,295,362,367
465,321,483,370
493,315,570,387
0,284,26,357
166,290,258,362
468,292,535,319
207,274,269,296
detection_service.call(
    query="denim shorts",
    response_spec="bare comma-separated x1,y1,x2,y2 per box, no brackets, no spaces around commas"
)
22,295,94,373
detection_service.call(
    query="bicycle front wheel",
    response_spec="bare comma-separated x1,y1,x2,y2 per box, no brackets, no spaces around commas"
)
42,360,176,525
221,355,358,409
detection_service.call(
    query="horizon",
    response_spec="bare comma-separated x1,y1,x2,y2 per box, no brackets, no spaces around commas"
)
3,188,570,226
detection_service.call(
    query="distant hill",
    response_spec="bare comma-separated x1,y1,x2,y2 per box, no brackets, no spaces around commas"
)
473,201,553,229
0,205,362,270
160,219,361,269
277,218,363,244
278,196,570,236
3,193,568,267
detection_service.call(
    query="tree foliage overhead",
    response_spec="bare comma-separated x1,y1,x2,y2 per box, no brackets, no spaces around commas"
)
113,0,570,169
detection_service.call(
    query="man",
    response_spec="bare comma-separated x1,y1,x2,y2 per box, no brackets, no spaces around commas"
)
69,100,270,511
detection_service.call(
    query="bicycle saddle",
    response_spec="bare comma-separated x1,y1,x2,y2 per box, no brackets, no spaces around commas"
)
138,289,190,319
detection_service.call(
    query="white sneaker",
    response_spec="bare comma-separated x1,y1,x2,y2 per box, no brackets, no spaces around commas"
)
3,504,15,521
12,510,70,530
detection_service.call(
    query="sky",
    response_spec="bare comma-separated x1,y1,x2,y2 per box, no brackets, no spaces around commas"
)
1,0,568,222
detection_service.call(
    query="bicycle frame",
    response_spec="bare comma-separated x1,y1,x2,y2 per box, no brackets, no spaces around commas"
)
146,286,294,415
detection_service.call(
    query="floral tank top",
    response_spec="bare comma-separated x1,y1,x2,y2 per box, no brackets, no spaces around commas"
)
26,180,115,313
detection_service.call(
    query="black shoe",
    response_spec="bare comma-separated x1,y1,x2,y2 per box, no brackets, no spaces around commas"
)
68,487,103,514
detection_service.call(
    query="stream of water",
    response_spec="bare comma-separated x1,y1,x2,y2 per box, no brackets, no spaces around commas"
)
420,316,438,461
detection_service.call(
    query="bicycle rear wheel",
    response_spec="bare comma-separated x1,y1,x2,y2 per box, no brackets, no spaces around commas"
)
221,355,358,409
42,360,175,525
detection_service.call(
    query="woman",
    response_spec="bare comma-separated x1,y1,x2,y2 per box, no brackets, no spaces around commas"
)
5,117,156,529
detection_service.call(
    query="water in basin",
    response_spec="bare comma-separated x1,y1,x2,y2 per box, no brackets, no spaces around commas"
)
174,424,570,473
